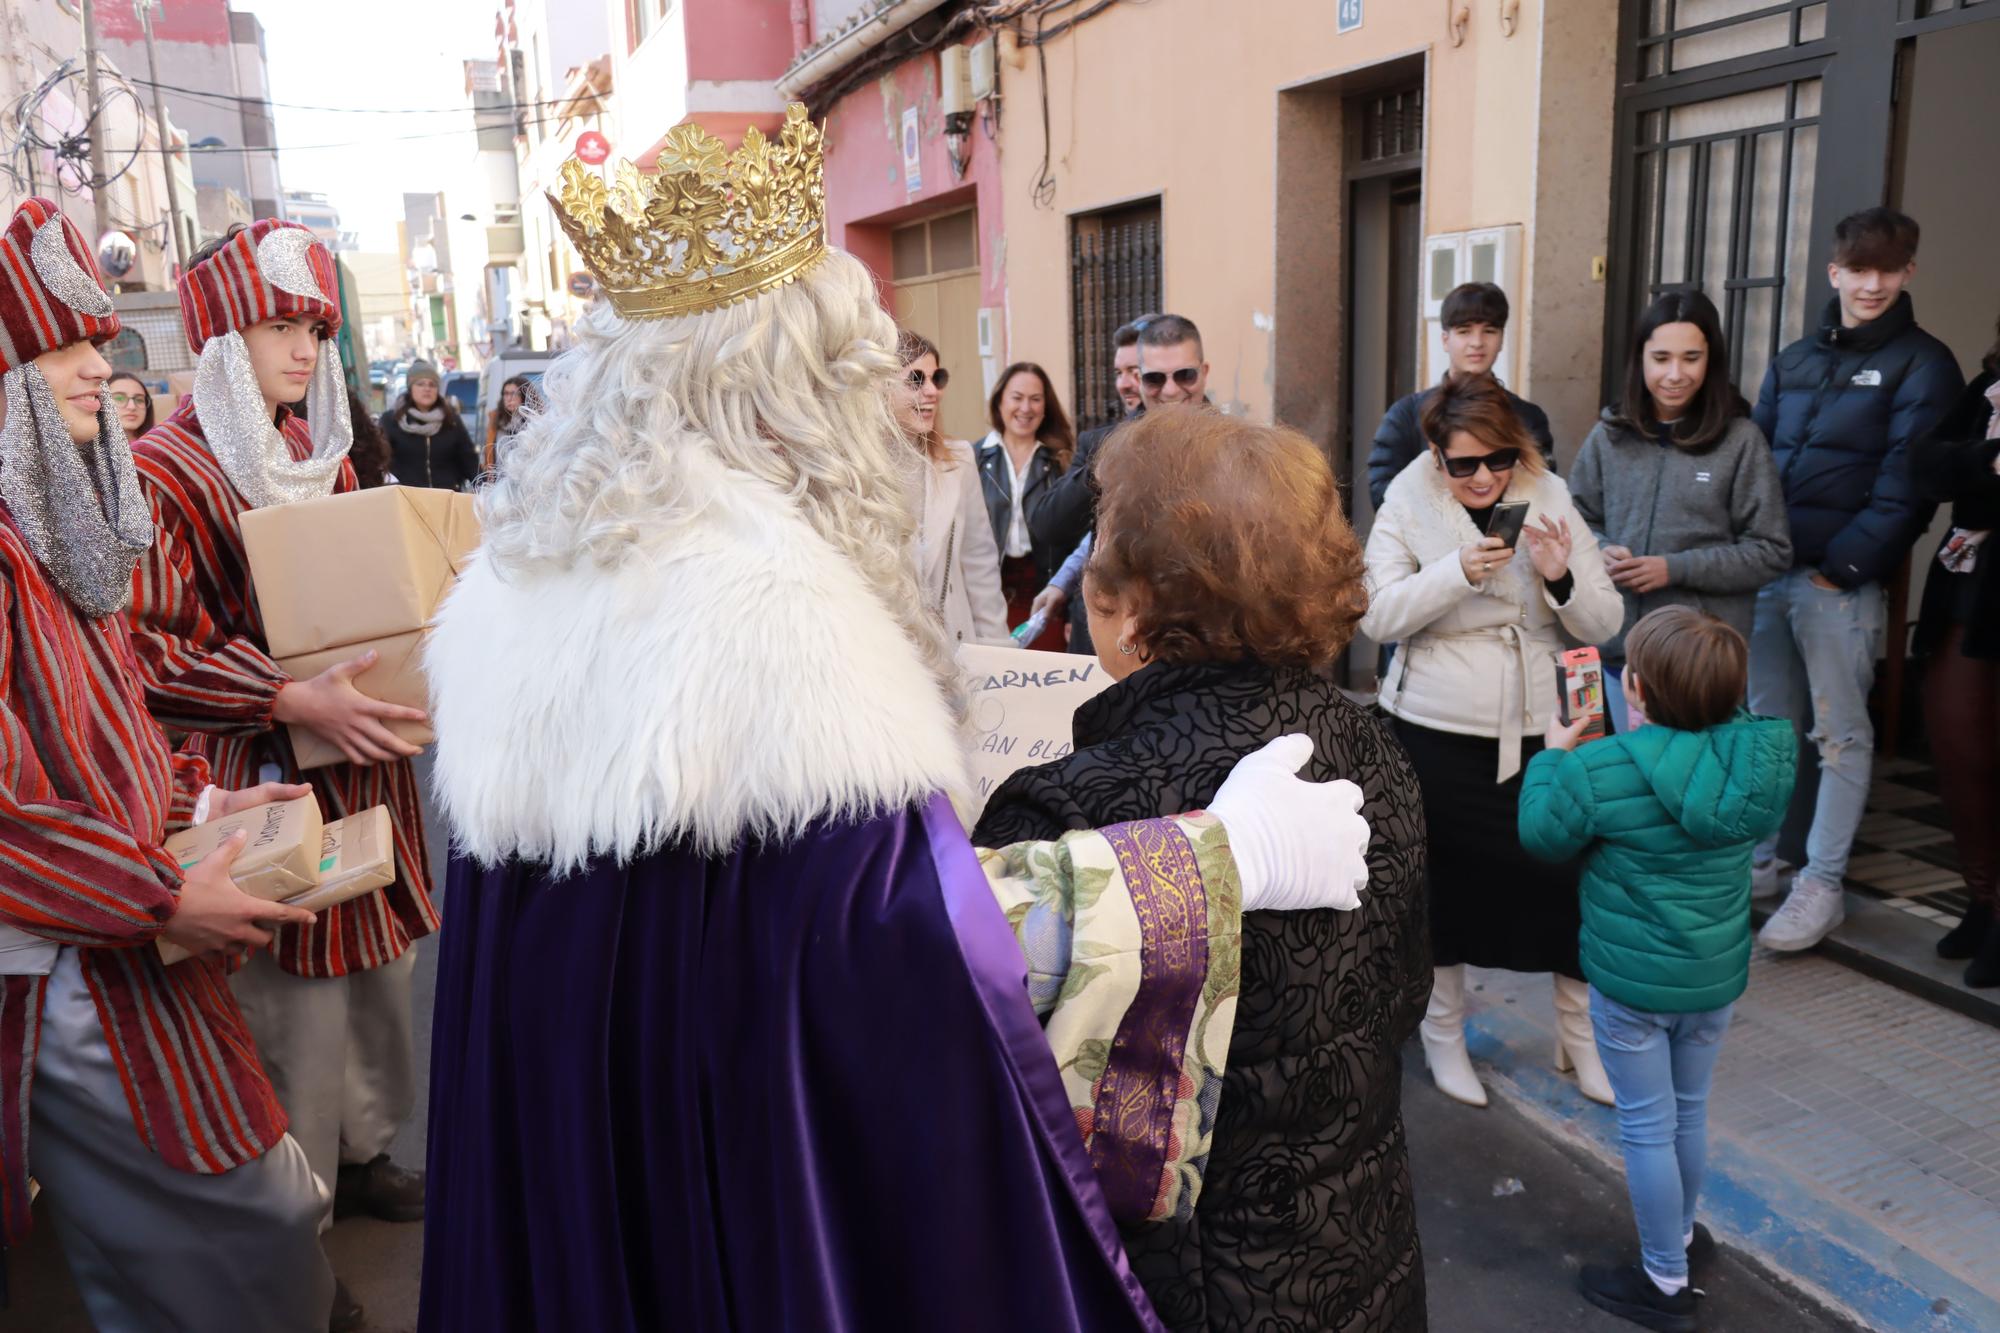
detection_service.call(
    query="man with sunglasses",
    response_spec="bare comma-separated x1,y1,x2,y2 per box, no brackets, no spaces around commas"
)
1031,315,1209,653
1367,282,1555,511
1133,314,1211,409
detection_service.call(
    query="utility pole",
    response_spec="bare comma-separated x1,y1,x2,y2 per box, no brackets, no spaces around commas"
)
138,0,184,273
78,0,111,243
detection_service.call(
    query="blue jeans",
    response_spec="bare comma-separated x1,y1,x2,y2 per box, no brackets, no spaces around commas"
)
1748,569,1885,884
1590,988,1734,1282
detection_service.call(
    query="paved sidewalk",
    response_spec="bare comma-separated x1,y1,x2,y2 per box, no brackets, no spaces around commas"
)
1405,1062,1864,1331
1458,954,2000,1333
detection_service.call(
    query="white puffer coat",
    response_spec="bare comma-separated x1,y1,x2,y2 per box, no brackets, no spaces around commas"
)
1362,451,1623,781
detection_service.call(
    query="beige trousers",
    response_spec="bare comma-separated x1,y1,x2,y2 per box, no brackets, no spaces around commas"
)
230,946,419,1227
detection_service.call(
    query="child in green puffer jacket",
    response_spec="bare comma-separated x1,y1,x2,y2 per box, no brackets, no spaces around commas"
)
1519,606,1797,1333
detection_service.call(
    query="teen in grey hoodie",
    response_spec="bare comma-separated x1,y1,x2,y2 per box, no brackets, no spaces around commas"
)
1570,291,1792,729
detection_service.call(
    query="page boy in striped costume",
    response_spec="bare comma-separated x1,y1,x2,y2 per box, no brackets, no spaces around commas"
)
126,222,438,1287
0,197,329,1328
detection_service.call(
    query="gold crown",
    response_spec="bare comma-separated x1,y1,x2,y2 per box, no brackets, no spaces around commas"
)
550,104,828,321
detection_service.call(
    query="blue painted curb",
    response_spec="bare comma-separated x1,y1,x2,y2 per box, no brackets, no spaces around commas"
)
1461,1006,2000,1333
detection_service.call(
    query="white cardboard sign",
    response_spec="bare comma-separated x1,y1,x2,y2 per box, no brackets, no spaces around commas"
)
958,644,1114,809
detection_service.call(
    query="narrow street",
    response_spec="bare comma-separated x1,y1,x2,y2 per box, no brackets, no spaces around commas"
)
1404,1069,1862,1333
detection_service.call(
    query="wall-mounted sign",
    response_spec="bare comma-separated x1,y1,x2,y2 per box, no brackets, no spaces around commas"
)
1338,0,1363,34
901,105,923,196
567,270,596,298
574,130,611,165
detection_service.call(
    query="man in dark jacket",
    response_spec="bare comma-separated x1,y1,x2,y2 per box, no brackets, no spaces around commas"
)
1749,207,1964,954
1366,282,1555,510
1034,314,1216,653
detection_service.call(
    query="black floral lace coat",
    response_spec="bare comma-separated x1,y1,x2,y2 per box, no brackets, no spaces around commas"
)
975,660,1432,1333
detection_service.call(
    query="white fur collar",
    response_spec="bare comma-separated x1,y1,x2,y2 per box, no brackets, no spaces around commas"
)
424,465,969,871
1382,451,1575,612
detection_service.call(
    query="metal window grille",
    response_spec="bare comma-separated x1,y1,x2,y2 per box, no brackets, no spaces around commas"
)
1633,1,1829,79
1358,89,1424,164
1906,0,1996,17
1617,77,1822,397
1069,200,1162,433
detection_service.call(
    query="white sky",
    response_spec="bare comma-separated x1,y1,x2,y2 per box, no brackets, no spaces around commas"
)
238,0,499,252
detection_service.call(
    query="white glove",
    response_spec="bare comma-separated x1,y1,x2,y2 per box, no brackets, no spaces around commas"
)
1207,735,1370,913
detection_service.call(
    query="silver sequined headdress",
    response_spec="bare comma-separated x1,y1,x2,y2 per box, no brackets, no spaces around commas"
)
179,221,353,508
0,365,153,617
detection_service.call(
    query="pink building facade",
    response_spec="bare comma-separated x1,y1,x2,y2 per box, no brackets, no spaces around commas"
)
800,35,1008,443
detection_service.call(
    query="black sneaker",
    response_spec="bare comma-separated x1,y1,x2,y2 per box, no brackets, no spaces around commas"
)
1939,902,1994,961
1966,922,2000,990
1579,1262,1698,1333
1686,1222,1716,1271
329,1276,367,1333
334,1154,425,1223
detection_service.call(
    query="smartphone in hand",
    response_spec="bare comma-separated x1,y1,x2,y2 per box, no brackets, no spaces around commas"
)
1488,500,1531,550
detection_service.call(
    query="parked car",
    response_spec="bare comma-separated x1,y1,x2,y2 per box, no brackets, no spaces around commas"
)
441,370,481,417
478,350,555,427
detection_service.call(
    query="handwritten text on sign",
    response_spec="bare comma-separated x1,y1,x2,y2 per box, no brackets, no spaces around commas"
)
959,644,1115,810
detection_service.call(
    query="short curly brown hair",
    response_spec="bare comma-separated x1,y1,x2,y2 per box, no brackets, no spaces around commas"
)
1087,408,1367,669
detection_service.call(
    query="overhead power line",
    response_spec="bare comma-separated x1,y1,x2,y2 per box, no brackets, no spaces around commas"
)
121,73,592,119
122,110,575,155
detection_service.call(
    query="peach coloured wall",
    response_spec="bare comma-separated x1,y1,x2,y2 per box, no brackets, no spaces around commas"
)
994,0,1606,432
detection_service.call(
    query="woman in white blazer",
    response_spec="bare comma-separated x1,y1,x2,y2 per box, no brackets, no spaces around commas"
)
1362,376,1623,1111
895,332,1010,647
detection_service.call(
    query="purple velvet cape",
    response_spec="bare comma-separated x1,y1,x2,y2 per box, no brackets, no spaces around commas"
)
419,794,1161,1332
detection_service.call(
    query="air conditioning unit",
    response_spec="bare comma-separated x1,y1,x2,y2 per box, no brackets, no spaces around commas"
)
940,45,974,117
969,36,999,102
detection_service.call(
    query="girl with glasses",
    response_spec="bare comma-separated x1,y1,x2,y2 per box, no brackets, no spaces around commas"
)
106,371,153,442
1362,375,1622,1111
893,331,1010,646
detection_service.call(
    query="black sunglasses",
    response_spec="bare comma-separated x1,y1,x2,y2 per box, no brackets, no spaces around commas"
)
1140,367,1201,391
906,366,950,390
1440,447,1521,479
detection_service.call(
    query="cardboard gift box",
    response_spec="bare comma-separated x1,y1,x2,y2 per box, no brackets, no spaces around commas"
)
290,807,397,912
277,630,428,771
162,793,324,903
157,803,397,966
239,486,480,770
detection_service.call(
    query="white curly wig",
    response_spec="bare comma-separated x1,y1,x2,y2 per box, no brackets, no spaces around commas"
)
477,248,961,724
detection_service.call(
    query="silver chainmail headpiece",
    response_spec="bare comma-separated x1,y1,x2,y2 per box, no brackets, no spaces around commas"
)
0,364,153,618
192,329,353,509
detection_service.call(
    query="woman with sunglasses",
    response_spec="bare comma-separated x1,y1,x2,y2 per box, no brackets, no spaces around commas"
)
107,371,154,442
1363,375,1622,1110
894,331,1010,646
1570,291,1791,732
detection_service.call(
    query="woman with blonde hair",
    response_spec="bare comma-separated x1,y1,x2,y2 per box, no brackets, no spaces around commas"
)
417,111,1369,1333
893,330,1010,645
1364,375,1623,1111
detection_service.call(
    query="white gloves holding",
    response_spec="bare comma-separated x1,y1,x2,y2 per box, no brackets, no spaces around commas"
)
1208,734,1371,913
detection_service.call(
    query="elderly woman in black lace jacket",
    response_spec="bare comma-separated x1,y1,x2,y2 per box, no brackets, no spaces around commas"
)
975,408,1432,1332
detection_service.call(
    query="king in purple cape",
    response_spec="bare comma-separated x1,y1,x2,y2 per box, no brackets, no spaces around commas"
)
413,118,1311,1331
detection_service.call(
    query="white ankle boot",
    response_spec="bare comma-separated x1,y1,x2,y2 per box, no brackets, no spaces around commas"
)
1552,974,1616,1106
1420,965,1488,1107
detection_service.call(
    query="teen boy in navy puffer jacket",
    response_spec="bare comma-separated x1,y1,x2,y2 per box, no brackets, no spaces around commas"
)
1747,207,1962,956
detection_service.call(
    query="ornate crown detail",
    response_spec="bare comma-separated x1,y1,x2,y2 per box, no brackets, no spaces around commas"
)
550,104,828,322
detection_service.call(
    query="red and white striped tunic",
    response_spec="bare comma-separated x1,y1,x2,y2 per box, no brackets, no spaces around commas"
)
129,402,438,980
0,512,286,1246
